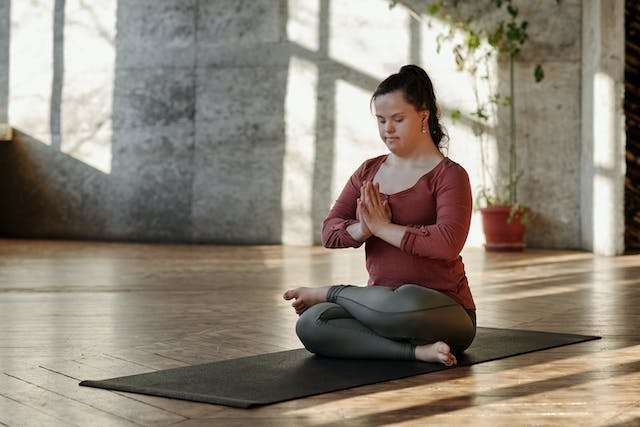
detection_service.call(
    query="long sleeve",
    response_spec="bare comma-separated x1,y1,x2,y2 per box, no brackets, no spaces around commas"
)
321,166,365,249
399,165,472,261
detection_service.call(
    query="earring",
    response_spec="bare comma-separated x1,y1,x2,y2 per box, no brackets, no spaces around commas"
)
421,116,428,134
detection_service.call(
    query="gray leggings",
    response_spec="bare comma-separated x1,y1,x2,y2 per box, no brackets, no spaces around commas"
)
295,284,476,361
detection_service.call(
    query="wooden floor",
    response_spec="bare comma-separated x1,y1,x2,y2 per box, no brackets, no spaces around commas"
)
0,238,639,426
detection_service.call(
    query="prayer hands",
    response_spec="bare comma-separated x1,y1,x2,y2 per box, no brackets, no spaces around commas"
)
357,180,392,235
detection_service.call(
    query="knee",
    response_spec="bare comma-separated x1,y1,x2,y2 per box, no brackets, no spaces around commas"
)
451,324,476,355
295,302,331,352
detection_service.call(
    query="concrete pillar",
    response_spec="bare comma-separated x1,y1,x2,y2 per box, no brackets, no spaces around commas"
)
581,0,626,255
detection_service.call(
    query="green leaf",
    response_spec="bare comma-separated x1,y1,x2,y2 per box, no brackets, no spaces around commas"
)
506,23,520,41
450,110,462,121
465,31,480,50
472,107,489,121
427,3,440,15
488,22,504,48
534,64,545,82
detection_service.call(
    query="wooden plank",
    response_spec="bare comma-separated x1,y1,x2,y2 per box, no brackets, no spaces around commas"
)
4,365,186,425
0,371,142,426
0,239,639,425
0,393,76,427
39,358,225,419
101,348,189,371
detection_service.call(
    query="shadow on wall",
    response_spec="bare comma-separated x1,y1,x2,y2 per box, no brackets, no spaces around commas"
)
0,0,483,244
1,0,288,243
0,129,112,239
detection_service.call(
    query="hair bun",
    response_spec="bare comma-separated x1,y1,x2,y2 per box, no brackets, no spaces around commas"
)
399,64,428,79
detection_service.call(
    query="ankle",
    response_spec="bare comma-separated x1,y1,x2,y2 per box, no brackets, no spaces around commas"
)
319,285,331,302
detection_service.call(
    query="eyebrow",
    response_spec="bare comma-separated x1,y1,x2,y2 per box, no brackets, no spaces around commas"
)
375,112,405,118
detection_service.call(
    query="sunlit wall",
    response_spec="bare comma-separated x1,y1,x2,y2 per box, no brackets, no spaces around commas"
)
0,0,590,249
283,0,497,247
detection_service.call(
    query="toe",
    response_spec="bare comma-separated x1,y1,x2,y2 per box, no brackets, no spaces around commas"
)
436,341,450,354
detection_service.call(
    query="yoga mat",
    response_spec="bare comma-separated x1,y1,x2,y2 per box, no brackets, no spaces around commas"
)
79,327,601,408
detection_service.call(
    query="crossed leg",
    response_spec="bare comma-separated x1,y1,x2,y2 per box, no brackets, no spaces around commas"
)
294,284,476,364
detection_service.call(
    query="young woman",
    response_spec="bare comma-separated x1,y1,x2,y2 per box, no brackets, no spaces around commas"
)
283,64,476,366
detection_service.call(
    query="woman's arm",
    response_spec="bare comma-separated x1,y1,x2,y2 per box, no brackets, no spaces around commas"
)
347,221,371,242
370,223,407,248
321,166,369,248
379,165,472,261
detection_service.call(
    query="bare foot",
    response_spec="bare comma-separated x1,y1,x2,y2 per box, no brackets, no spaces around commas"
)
414,341,458,366
283,286,331,315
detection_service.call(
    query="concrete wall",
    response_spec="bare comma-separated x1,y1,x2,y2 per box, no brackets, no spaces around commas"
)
581,0,626,256
0,0,618,252
0,0,289,243
446,0,584,249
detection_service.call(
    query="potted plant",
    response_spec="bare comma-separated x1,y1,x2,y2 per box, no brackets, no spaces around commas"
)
428,0,565,251
390,0,560,250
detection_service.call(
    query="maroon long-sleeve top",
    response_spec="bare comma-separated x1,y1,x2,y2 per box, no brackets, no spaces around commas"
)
321,154,476,311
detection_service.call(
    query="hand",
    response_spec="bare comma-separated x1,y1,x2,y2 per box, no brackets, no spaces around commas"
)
356,192,373,239
358,180,392,235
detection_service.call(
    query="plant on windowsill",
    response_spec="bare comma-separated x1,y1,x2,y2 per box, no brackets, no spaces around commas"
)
389,0,561,251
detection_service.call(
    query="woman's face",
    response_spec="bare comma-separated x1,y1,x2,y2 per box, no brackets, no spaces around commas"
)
374,90,428,155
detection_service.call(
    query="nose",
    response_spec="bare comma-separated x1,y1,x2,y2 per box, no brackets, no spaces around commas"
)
384,122,395,134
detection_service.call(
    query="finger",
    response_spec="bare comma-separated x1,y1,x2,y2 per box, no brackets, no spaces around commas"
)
362,198,369,212
359,200,367,217
371,182,380,199
360,201,369,221
369,182,379,204
375,183,384,203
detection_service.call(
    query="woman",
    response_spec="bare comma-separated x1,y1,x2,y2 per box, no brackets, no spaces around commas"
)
283,64,476,366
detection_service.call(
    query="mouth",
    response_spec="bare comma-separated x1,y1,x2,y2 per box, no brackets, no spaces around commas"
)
386,138,398,142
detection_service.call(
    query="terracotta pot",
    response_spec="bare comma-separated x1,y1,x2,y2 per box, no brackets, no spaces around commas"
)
480,206,527,252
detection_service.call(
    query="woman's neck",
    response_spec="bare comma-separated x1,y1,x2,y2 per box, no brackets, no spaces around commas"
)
386,141,444,170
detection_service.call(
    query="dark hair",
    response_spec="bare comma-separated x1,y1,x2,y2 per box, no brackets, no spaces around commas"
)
369,64,449,156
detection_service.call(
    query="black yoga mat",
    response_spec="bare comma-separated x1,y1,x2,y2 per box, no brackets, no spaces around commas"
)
79,327,601,408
